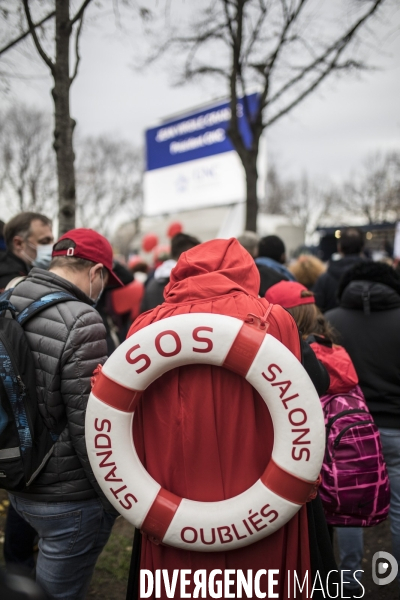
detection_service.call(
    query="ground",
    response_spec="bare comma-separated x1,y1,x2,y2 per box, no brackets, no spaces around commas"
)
0,489,398,599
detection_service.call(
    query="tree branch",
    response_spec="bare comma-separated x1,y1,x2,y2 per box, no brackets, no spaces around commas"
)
248,0,308,149
22,0,54,73
223,0,249,158
70,15,85,83
243,0,268,63
265,57,365,128
0,10,55,57
265,0,384,111
179,65,229,83
143,23,226,69
264,0,308,78
70,0,93,28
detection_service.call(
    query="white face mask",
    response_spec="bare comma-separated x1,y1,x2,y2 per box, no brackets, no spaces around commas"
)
134,271,147,284
89,268,104,305
33,244,53,269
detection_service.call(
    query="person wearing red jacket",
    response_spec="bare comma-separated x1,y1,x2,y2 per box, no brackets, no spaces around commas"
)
126,238,335,600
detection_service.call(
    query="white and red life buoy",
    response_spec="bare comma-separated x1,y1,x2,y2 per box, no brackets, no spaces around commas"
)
85,313,325,552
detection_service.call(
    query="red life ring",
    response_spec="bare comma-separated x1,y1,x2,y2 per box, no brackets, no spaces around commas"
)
86,313,325,551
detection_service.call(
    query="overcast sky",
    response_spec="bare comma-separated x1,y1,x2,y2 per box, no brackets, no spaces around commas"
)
1,1,400,199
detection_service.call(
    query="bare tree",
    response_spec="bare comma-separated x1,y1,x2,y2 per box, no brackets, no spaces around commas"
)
143,0,394,231
263,164,337,236
0,1,95,234
0,104,56,215
339,151,400,222
0,104,143,235
75,135,143,238
281,173,339,237
263,162,294,214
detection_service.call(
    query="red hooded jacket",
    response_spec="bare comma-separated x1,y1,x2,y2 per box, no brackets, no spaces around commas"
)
128,239,313,599
309,339,358,395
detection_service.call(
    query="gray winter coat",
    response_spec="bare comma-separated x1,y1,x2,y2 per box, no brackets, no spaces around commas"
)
10,268,109,504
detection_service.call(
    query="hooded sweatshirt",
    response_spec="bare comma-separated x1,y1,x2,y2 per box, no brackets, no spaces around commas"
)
326,262,400,428
128,239,335,599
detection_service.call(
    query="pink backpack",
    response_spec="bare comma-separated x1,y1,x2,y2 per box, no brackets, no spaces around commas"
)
319,385,390,526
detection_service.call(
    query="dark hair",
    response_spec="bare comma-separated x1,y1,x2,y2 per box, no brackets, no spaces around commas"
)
338,228,364,256
338,260,400,299
50,238,107,276
171,233,200,260
258,235,285,263
4,212,52,250
312,312,339,343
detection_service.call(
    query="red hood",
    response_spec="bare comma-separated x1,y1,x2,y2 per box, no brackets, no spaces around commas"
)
310,341,358,394
164,238,260,303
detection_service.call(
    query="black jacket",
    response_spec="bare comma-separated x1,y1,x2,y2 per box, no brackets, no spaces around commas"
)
256,263,288,297
313,255,363,312
301,338,330,397
0,251,29,292
140,260,178,313
140,276,168,313
325,265,400,429
9,269,111,504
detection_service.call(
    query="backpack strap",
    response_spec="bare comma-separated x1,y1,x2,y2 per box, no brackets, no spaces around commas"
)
0,288,17,317
16,291,78,440
17,291,77,326
0,289,14,302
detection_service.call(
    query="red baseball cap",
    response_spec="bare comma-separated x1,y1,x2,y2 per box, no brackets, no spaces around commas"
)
265,281,315,309
52,228,123,288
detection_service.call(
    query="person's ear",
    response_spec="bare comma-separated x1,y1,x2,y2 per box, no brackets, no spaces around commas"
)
12,235,24,252
90,263,104,282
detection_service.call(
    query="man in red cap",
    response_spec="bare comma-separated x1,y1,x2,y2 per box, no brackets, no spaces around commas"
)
7,229,122,600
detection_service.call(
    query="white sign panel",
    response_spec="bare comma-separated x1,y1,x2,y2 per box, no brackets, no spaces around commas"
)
144,95,259,216
144,152,246,215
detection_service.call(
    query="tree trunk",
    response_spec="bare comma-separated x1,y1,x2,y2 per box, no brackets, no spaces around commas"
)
243,154,259,232
52,0,76,236
228,102,260,233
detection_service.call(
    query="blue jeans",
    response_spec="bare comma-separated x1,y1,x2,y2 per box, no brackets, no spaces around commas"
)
336,426,400,589
9,495,116,600
335,527,363,590
379,427,400,577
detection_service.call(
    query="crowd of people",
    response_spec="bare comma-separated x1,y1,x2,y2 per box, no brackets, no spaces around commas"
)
0,211,399,600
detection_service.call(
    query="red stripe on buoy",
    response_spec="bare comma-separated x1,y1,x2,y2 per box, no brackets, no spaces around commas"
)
92,371,142,413
222,322,266,377
261,459,317,505
141,488,182,543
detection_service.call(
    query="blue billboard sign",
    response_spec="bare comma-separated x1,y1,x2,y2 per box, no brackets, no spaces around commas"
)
146,93,259,172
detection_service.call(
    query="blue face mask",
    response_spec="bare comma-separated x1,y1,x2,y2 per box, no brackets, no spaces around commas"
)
32,244,53,269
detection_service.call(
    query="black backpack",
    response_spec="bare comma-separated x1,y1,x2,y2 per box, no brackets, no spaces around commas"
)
0,290,75,490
